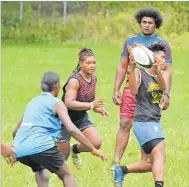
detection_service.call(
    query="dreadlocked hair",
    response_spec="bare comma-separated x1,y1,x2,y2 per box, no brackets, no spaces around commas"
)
135,7,163,29
147,42,166,52
72,47,95,73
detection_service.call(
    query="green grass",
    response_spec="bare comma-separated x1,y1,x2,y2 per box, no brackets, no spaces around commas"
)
2,43,189,187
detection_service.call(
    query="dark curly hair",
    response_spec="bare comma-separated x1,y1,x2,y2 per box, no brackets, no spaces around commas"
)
135,7,163,29
72,47,94,73
147,42,166,52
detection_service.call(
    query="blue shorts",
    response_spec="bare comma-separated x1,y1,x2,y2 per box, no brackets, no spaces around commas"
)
133,121,164,147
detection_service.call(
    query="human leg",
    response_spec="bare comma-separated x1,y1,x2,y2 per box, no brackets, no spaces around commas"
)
126,148,152,173
134,121,165,184
151,140,166,184
113,118,133,164
17,156,49,187
57,141,70,160
35,169,50,187
56,124,71,160
75,127,102,152
55,161,77,187
68,114,99,169
113,90,136,164
112,149,152,187
30,146,77,187
71,126,101,169
112,127,164,187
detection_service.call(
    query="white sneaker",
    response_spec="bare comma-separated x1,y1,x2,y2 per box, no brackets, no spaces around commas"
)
70,145,82,170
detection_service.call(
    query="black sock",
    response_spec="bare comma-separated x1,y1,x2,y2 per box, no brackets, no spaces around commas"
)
72,144,80,154
120,166,129,174
155,181,164,187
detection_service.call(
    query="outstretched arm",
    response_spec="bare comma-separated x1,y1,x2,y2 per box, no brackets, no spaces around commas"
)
53,102,107,160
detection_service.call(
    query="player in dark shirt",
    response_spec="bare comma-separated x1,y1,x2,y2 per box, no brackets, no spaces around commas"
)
56,48,108,169
112,43,167,187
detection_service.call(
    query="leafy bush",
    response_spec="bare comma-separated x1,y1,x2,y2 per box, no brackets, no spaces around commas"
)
1,1,189,47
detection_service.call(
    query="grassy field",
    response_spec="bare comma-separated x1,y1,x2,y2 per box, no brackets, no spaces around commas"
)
1,43,189,187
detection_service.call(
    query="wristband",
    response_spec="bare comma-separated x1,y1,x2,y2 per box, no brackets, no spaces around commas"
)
90,102,94,109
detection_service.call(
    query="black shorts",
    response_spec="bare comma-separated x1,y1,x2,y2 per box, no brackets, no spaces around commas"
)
141,138,164,154
55,113,93,143
17,146,65,173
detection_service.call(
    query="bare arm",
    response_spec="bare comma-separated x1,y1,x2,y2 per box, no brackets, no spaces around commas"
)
113,57,128,105
128,64,140,95
64,79,104,110
162,63,172,93
12,116,23,138
53,102,107,160
156,69,166,91
64,79,90,110
160,42,172,110
163,42,172,94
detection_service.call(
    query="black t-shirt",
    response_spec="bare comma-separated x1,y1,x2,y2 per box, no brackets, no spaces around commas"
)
134,68,163,122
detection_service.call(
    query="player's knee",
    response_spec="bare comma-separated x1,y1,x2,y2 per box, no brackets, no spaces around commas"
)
57,167,72,181
93,139,102,150
153,147,166,161
42,173,50,183
37,169,50,183
120,119,133,131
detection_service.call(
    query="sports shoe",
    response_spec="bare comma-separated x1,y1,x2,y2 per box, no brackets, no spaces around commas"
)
111,165,125,187
70,145,82,170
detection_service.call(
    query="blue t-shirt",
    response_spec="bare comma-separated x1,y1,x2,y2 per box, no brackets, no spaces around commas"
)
14,92,62,158
121,33,172,64
121,33,172,89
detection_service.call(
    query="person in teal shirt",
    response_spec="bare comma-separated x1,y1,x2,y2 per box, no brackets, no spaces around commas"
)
13,71,107,187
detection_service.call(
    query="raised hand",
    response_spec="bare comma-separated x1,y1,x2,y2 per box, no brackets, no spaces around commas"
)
153,55,167,71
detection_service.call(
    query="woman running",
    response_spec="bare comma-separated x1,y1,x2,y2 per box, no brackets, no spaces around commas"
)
56,47,108,169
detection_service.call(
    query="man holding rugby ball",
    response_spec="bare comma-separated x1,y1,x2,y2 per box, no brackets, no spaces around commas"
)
112,7,172,166
113,43,168,187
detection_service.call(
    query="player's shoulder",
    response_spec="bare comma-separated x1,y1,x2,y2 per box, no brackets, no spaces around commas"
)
55,97,61,102
156,34,169,44
126,34,139,43
92,74,97,81
69,73,80,81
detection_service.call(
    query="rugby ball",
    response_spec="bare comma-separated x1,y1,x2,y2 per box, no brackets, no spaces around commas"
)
132,46,154,68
